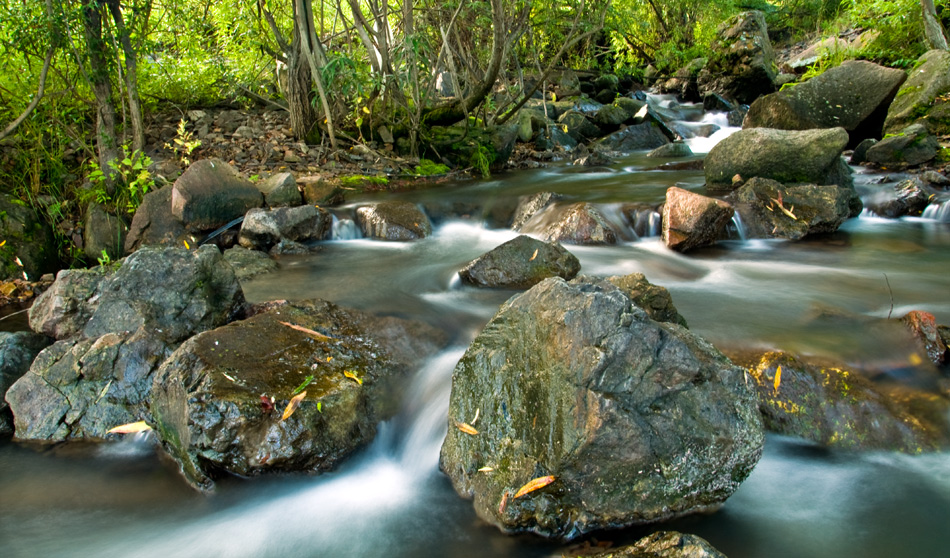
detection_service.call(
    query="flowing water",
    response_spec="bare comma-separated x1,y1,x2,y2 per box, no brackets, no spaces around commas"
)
2,102,949,557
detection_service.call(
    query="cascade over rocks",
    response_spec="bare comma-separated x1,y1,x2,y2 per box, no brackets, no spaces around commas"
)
865,123,940,167
151,299,447,491
865,179,932,218
739,351,950,452
704,127,855,194
512,192,563,231
439,276,764,540
355,201,432,240
519,202,622,245
6,246,244,441
729,177,855,239
662,187,734,252
884,49,950,136
743,60,906,145
697,10,777,105
238,205,332,252
0,193,58,281
0,332,51,435
458,235,580,289
171,158,264,233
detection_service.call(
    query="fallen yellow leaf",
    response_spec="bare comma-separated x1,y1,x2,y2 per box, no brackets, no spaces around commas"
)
456,422,478,435
281,391,307,421
0,282,16,296
909,353,923,366
107,420,152,434
0,239,5,247
280,321,333,341
343,370,363,385
773,365,782,392
478,466,494,472
513,475,555,498
528,249,538,262
183,240,190,249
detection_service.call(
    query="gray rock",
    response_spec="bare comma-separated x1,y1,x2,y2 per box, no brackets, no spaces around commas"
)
607,273,688,327
597,122,671,152
884,49,950,136
439,276,764,539
238,205,332,251
698,11,777,104
9,246,244,442
866,123,940,167
850,138,877,164
257,172,301,207
124,184,188,253
83,203,128,262
0,193,58,281
355,201,432,241
866,179,932,218
705,127,852,191
458,235,581,289
587,531,727,558
171,158,263,233
730,177,855,239
593,104,629,131
920,170,950,186
739,350,950,452
223,246,278,282
520,202,622,245
662,187,734,252
557,111,602,142
0,331,51,434
151,299,447,491
647,142,693,158
533,127,577,151
743,60,906,144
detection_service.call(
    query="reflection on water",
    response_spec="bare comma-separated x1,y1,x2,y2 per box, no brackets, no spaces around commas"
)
2,106,949,557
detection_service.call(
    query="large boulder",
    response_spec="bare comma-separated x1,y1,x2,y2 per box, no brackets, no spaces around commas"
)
519,202,623,245
0,193,58,281
171,158,263,233
697,11,777,104
884,49,950,136
740,351,950,452
0,331,51,435
704,127,852,191
439,276,764,539
730,177,856,239
865,123,940,167
6,246,244,441
458,235,581,289
743,60,906,145
151,299,447,491
124,184,188,253
587,531,727,558
238,205,332,251
355,201,432,240
662,187,734,252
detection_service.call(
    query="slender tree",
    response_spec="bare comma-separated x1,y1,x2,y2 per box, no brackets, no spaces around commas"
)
922,0,949,50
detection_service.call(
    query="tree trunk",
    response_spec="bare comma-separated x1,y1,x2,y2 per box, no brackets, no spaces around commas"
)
82,1,120,187
106,0,145,153
286,30,319,143
922,0,949,50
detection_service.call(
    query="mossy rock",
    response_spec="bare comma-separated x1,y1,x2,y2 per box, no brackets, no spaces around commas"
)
0,193,59,281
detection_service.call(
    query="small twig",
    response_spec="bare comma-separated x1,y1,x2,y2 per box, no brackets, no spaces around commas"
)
883,273,894,319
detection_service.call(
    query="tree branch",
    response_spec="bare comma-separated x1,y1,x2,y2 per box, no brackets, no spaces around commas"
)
0,47,55,142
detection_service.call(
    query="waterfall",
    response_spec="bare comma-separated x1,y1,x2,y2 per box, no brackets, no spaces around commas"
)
922,202,950,222
331,215,362,240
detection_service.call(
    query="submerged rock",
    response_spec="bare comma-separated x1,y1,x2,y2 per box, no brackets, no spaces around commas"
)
7,246,244,442
151,299,446,491
440,276,764,539
511,192,563,230
662,187,734,252
458,235,580,289
586,531,727,558
355,201,432,241
729,177,855,239
223,246,278,282
740,351,950,452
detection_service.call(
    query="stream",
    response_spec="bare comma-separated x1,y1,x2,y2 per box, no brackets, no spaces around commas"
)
2,100,949,557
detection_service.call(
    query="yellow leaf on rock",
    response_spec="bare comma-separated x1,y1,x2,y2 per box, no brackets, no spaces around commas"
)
280,321,333,341
343,370,363,385
281,391,307,421
513,475,555,498
773,365,782,392
107,421,152,434
456,422,478,435
528,249,538,262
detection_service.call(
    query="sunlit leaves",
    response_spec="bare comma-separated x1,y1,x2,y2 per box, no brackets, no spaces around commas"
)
107,420,152,434
456,421,479,435
513,475,556,498
281,391,307,421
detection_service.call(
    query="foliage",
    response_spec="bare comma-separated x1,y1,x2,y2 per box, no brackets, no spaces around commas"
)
87,146,153,215
414,159,450,176
469,144,495,178
165,119,201,166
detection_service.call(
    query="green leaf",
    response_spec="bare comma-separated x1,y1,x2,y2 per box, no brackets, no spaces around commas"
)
292,374,314,395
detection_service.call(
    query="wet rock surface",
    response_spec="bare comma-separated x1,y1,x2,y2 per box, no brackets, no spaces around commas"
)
662,187,734,252
238,205,332,252
440,276,764,539
458,235,581,289
586,531,727,558
738,350,950,452
729,177,855,239
151,299,447,490
520,202,623,245
355,201,432,241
